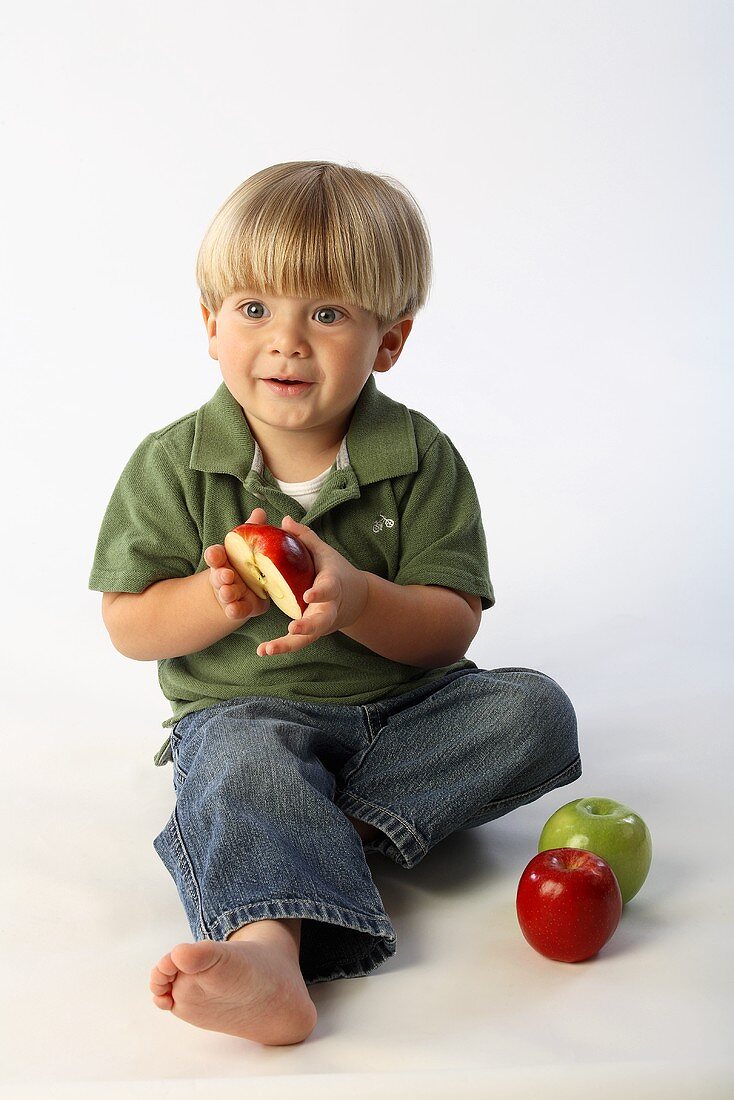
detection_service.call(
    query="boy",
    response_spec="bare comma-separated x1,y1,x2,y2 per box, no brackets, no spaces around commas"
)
89,160,581,1046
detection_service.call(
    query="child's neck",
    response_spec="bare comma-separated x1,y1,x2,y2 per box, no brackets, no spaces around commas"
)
265,446,340,483
248,424,341,483
243,408,350,484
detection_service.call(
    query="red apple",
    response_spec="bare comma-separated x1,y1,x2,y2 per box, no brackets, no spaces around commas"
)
224,522,316,620
516,848,623,963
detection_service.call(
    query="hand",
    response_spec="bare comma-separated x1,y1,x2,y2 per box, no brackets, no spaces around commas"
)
204,507,272,622
256,515,370,657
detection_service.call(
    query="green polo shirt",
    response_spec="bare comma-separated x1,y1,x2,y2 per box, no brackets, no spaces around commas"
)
88,374,494,762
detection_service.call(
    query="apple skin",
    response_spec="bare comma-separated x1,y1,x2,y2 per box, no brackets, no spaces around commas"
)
224,522,316,620
538,797,652,905
516,848,623,963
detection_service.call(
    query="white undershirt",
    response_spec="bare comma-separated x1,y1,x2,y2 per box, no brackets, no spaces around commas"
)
274,463,334,510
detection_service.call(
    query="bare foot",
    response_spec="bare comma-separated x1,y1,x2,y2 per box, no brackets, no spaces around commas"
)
149,923,317,1045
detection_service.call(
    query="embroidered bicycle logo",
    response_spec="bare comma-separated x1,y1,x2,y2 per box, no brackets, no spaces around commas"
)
372,513,395,533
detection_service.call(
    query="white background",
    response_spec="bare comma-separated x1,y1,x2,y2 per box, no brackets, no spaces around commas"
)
1,2,732,1097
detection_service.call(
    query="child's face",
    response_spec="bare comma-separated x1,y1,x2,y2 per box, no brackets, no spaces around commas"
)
201,290,410,443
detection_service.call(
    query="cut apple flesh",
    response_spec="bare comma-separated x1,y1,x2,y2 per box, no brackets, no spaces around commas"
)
224,535,304,619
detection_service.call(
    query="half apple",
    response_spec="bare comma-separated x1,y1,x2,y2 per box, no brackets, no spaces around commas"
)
224,522,316,620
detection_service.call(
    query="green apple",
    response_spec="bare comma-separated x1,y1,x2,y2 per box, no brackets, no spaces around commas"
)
538,797,652,904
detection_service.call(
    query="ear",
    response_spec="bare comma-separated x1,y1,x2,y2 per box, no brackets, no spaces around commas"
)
200,301,218,361
374,316,414,374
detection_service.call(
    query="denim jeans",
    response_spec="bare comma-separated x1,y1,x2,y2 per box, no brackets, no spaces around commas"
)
153,666,581,985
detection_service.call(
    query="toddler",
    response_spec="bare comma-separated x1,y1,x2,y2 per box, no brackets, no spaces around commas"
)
89,160,581,1046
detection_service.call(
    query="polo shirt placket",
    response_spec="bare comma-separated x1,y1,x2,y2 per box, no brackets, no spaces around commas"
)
189,373,418,529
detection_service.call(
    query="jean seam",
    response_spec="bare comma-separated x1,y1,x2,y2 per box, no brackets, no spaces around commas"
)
172,751,188,783
305,935,397,986
207,897,396,940
340,794,424,849
361,703,383,743
170,804,210,937
212,895,394,927
467,752,582,820
335,791,428,865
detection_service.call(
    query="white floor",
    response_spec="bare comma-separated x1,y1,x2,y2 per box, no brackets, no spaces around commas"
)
4,644,732,1100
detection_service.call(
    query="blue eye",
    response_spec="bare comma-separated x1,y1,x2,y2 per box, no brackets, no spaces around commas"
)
243,301,267,319
239,301,345,323
315,307,344,324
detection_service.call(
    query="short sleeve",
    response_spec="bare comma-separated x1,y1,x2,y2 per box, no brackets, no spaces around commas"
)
88,433,201,593
393,431,495,611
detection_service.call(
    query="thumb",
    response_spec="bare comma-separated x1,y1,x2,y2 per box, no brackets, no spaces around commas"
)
282,514,318,545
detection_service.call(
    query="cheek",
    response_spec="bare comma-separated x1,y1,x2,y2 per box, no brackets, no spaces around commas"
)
220,335,254,363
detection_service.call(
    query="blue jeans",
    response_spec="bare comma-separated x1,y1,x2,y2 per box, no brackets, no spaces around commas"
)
153,666,581,985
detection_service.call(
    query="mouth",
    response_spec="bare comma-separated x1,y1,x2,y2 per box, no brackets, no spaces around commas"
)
262,378,314,397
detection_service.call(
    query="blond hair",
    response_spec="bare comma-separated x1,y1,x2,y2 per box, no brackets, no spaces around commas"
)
195,161,432,331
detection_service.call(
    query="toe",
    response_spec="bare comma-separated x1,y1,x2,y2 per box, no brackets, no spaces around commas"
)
170,940,223,975
150,951,179,998
150,969,172,995
154,952,179,979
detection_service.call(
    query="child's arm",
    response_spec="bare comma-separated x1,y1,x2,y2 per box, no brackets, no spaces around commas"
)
256,516,481,667
340,573,482,668
102,507,271,661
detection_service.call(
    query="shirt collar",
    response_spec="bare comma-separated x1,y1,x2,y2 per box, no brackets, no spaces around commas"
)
190,374,418,487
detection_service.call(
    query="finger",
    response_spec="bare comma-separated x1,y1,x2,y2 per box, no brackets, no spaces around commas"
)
220,582,251,604
281,515,319,547
256,630,317,656
289,616,316,635
290,608,334,638
204,544,226,567
248,507,268,523
223,599,251,620
246,590,272,618
282,514,308,534
290,594,337,634
257,634,288,656
303,580,334,604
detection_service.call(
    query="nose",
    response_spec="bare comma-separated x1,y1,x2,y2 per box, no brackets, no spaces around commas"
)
267,316,311,358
